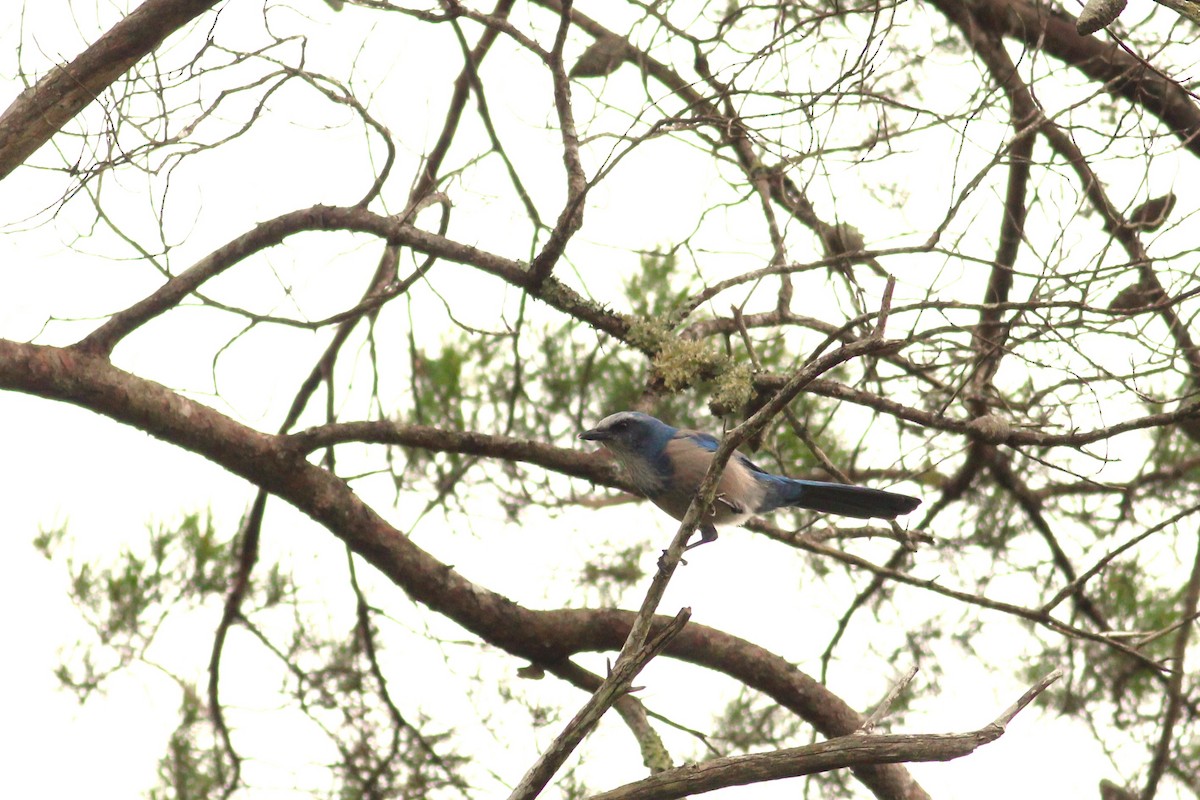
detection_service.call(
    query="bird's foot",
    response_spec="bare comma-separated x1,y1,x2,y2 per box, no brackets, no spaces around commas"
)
657,549,687,572
715,493,746,515
660,525,718,570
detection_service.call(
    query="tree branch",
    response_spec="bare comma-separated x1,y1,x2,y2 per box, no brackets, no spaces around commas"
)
507,608,690,800
0,336,928,800
589,670,1062,800
0,0,221,181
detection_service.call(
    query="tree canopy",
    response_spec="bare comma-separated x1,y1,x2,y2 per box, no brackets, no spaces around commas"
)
3,1,1200,799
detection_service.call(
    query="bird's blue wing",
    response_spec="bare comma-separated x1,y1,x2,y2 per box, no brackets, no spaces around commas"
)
676,429,775,477
734,451,773,476
668,426,921,520
675,430,720,451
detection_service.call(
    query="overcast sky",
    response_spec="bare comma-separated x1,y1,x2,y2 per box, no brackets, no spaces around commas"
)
3,2,1183,798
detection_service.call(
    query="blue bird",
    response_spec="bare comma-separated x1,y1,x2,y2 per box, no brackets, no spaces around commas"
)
580,411,920,550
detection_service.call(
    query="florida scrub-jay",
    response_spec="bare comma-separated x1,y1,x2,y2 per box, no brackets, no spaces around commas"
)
580,411,920,549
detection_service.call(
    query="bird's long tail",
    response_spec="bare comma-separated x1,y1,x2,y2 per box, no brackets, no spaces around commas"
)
764,477,920,520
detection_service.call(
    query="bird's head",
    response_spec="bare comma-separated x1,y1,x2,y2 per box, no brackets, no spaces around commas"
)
579,411,675,459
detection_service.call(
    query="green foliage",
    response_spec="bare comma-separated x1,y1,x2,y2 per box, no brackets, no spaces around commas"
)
413,344,470,429
397,249,857,490
399,254,710,493
32,523,66,559
43,512,293,702
552,765,590,800
253,604,474,799
44,510,472,798
1028,555,1186,732
578,545,646,606
18,0,1200,795
712,688,805,754
623,251,697,321
149,686,230,800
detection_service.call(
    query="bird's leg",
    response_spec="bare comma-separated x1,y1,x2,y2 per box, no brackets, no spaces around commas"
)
675,495,736,554
658,524,719,571
683,523,719,551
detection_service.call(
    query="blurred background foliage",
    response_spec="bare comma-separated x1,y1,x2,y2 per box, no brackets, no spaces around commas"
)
8,0,1200,798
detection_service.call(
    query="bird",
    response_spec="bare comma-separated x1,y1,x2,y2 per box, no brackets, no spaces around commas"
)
579,411,921,551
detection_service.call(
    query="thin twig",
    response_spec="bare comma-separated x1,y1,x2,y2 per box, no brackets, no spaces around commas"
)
505,608,691,800
858,666,919,734
1141,526,1200,800
990,668,1064,731
1042,504,1200,614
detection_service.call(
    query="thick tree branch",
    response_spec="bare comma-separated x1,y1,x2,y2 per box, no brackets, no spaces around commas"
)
73,204,633,356
0,337,927,800
546,659,680,773
0,0,221,181
589,670,1061,800
929,0,1200,159
507,608,690,800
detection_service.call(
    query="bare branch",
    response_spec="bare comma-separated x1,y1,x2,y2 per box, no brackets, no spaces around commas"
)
1141,527,1200,800
589,670,1062,800
507,608,690,800
0,0,221,181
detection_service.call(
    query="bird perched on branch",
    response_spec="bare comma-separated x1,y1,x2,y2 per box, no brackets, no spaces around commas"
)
580,411,920,550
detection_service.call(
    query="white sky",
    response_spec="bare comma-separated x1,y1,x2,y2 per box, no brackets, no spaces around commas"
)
2,1,1192,799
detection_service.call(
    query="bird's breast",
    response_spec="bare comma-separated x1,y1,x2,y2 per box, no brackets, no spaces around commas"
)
613,451,669,496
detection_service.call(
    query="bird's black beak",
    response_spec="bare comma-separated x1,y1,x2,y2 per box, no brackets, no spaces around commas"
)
579,427,608,441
